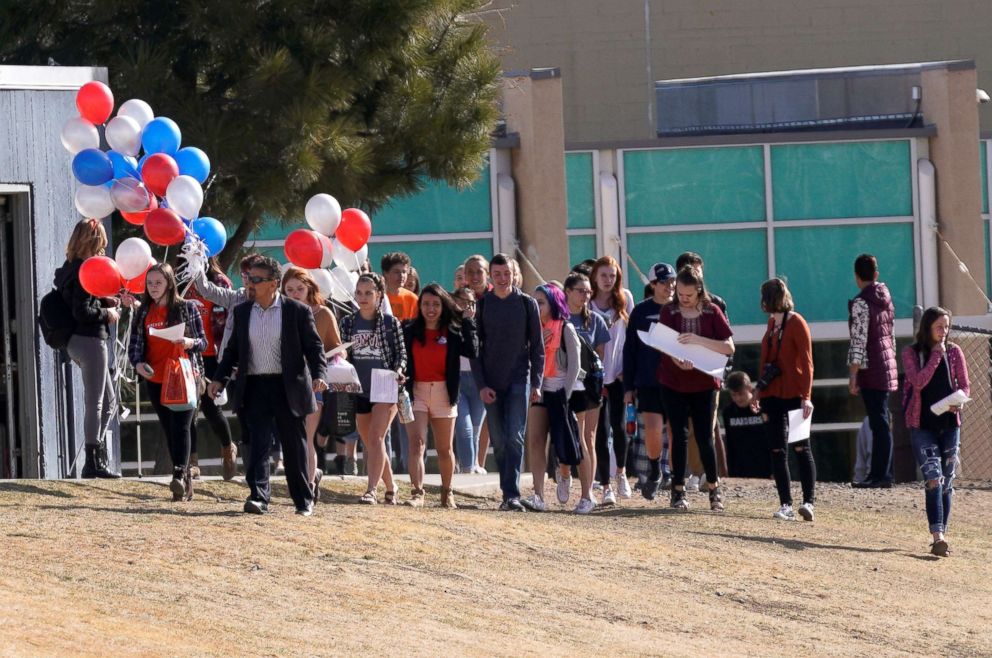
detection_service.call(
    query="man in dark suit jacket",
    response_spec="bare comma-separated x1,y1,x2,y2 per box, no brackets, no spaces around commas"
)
210,256,327,516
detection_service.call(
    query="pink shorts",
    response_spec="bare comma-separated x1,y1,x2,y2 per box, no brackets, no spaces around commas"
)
412,381,457,418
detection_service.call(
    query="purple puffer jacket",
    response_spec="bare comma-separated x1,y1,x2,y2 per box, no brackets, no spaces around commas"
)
901,343,970,429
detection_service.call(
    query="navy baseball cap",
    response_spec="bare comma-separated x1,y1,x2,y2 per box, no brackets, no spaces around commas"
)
649,262,676,283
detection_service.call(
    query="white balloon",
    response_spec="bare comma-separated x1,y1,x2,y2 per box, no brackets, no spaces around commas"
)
354,244,369,268
60,116,99,154
329,266,358,302
74,185,116,219
110,178,151,213
115,237,154,280
304,194,342,237
320,235,334,268
117,99,154,129
331,239,364,272
308,268,334,298
165,175,204,220
105,115,142,156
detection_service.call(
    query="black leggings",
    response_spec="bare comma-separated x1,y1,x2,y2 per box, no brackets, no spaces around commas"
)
661,386,718,489
762,396,816,506
595,379,628,485
190,356,232,452
146,380,195,473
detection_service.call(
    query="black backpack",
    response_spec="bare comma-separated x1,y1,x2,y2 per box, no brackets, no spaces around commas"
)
39,285,75,350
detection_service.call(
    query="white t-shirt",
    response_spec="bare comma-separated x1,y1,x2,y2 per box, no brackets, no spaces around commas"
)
591,288,634,385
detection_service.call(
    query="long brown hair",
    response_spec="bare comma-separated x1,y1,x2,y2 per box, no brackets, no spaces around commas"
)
65,219,107,261
281,266,326,307
590,256,629,323
674,265,711,307
142,263,184,322
913,306,952,362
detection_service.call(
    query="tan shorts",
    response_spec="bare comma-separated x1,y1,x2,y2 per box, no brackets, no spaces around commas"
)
412,381,457,418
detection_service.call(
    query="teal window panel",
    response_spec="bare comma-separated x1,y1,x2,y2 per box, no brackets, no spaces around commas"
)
568,234,597,267
774,224,916,322
566,152,596,230
249,215,295,242
371,165,492,236
368,238,493,291
622,146,765,227
626,229,768,325
771,141,912,220
982,141,989,215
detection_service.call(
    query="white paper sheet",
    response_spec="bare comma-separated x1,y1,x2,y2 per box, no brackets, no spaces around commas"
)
787,408,812,444
637,322,729,380
148,323,186,342
325,342,353,360
930,389,971,416
370,368,399,404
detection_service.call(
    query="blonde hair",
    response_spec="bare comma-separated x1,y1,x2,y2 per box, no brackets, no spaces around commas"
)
281,266,326,307
66,219,108,261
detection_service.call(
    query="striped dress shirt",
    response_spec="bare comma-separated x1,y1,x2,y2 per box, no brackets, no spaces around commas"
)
247,294,283,375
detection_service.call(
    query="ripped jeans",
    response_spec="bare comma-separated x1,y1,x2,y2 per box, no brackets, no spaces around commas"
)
910,427,960,533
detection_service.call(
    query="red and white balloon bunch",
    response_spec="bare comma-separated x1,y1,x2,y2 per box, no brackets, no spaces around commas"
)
284,193,372,301
62,81,228,297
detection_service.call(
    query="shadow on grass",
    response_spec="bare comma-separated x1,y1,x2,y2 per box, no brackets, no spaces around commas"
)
38,504,243,518
0,482,75,498
689,530,903,554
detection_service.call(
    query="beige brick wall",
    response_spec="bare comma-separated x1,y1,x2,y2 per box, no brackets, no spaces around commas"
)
486,0,992,142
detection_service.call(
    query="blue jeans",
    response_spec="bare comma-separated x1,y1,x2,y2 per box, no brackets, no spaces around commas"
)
455,374,486,470
484,382,530,501
860,388,893,482
910,427,959,533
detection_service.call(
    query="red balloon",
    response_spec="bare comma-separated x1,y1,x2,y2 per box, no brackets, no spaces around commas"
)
76,81,115,124
284,229,332,269
121,193,159,226
79,256,122,297
141,153,179,197
337,208,371,252
144,208,186,246
123,268,149,294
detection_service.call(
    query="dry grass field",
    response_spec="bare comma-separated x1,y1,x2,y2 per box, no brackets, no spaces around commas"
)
1,476,990,657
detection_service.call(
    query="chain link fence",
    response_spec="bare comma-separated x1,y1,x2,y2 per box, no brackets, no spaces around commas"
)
949,323,992,480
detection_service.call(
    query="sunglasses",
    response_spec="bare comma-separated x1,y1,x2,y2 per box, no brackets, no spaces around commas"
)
246,275,276,284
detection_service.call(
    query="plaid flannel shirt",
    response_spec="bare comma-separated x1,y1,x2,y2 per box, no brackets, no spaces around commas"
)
339,310,407,375
129,300,208,378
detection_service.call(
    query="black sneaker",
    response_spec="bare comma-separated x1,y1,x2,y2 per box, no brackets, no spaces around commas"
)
642,475,662,501
852,479,893,489
670,489,689,511
709,486,724,512
499,498,526,512
296,501,314,517
243,498,268,515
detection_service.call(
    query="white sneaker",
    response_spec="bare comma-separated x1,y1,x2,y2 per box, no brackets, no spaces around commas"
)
798,502,815,522
472,465,487,474
773,504,796,521
592,481,603,491
574,497,596,514
686,475,700,492
601,487,617,506
616,473,632,499
520,494,546,512
556,476,571,504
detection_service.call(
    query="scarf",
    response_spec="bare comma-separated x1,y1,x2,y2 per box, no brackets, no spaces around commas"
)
543,318,563,379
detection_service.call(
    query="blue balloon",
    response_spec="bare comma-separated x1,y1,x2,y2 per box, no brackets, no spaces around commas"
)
71,149,114,186
141,117,182,155
107,150,140,180
174,147,211,184
191,217,227,257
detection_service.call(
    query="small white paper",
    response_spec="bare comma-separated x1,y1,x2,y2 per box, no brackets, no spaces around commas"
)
787,408,812,444
930,389,971,416
637,323,729,380
370,368,399,404
148,323,186,342
325,342,353,360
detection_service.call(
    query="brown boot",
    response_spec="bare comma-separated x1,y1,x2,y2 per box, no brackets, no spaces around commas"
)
221,443,238,481
440,487,457,509
406,488,425,508
189,452,201,479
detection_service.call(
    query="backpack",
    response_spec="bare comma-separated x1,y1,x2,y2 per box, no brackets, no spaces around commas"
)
39,285,76,350
577,328,604,393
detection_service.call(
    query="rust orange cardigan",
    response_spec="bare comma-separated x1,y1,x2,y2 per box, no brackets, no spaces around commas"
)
758,312,813,401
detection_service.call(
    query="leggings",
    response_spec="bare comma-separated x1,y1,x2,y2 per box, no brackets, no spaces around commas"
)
661,386,718,488
189,356,232,452
595,379,628,486
762,396,816,506
66,334,116,446
146,381,195,473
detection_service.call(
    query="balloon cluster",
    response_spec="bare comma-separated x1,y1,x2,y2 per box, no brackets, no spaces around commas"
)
63,81,229,297
284,194,372,302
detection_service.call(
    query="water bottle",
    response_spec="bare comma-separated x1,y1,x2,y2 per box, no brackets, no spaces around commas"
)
625,403,637,437
397,386,415,424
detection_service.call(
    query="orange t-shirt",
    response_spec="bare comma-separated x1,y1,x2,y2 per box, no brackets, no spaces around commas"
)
144,305,175,384
186,290,216,357
412,328,448,382
387,288,419,322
